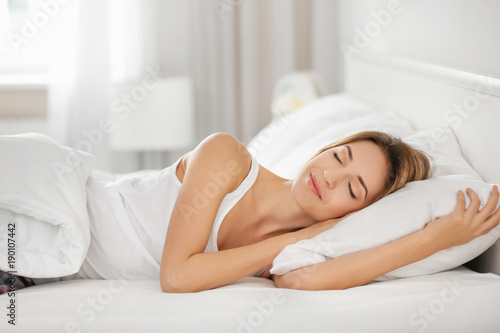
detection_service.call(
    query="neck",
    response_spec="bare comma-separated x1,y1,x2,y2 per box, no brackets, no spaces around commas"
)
251,167,316,236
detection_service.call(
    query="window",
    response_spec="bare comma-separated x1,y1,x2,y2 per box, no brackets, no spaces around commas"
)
0,0,74,78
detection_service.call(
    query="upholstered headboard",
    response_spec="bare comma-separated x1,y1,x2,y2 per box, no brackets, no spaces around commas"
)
346,52,500,275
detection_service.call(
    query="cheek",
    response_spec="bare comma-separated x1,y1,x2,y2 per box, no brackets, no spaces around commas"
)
329,191,364,216
332,188,350,204
328,191,351,214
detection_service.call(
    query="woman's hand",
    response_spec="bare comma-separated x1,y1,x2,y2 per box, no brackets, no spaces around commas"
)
423,185,500,252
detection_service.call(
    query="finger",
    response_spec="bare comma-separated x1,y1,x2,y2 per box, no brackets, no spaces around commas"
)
479,217,500,236
477,185,500,220
479,198,500,234
454,190,466,214
465,188,481,218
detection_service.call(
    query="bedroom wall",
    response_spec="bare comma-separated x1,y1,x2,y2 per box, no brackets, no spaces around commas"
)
339,0,500,86
339,0,500,275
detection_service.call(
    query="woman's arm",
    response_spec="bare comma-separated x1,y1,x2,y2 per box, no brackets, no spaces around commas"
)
160,133,336,293
273,186,500,290
160,133,273,293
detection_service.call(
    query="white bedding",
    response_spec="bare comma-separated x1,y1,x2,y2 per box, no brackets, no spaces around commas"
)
0,133,95,278
1,266,499,333
1,94,500,332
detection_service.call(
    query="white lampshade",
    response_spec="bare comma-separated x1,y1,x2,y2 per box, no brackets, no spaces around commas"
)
110,76,194,151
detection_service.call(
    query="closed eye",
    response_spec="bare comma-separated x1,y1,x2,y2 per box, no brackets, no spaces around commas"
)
348,182,356,199
334,151,356,199
333,152,343,165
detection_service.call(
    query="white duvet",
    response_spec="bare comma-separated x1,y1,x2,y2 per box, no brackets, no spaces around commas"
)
0,133,95,278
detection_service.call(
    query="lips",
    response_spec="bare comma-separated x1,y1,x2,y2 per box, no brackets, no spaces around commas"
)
308,173,322,200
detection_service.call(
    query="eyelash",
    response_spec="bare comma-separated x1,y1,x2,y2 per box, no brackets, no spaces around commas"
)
348,182,356,199
333,152,342,165
334,152,356,199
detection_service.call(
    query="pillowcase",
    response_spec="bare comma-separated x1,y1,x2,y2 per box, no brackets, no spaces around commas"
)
247,93,416,179
270,125,500,280
270,175,500,280
403,125,482,180
0,133,95,278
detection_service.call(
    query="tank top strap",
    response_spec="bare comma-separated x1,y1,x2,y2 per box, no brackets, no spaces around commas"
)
203,153,260,253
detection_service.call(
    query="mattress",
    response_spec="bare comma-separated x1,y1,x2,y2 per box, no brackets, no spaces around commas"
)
1,266,499,333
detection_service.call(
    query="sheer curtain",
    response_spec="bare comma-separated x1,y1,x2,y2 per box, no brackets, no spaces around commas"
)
48,0,112,170
48,0,341,173
48,0,162,172
183,0,341,144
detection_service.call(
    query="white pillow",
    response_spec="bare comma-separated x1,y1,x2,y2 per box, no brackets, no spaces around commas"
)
270,125,500,280
404,125,482,180
247,93,416,179
270,175,500,280
0,133,95,278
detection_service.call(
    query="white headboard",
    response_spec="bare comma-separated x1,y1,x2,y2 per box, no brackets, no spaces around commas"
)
346,52,500,275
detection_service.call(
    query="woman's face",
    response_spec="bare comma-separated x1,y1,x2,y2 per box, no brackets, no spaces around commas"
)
292,140,389,221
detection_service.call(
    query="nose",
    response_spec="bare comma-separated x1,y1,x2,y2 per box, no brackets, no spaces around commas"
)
324,168,342,189
324,166,354,189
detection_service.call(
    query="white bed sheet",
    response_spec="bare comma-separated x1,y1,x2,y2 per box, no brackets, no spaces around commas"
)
3,95,497,332
1,266,499,333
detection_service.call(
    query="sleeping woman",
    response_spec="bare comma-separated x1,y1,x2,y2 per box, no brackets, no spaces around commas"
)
79,131,500,293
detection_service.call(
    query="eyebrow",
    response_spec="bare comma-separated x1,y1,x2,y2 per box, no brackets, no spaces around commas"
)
358,176,368,200
346,145,368,200
346,145,353,161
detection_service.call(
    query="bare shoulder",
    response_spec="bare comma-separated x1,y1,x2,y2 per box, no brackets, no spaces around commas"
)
177,132,252,192
161,133,253,292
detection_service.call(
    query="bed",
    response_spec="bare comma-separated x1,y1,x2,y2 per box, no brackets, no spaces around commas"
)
1,52,500,333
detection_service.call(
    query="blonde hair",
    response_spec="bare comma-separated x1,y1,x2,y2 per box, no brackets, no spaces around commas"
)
311,131,431,203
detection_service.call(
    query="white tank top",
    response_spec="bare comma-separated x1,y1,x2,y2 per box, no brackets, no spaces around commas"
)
76,153,267,281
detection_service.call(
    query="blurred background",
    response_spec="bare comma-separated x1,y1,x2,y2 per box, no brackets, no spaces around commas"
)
0,0,498,172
